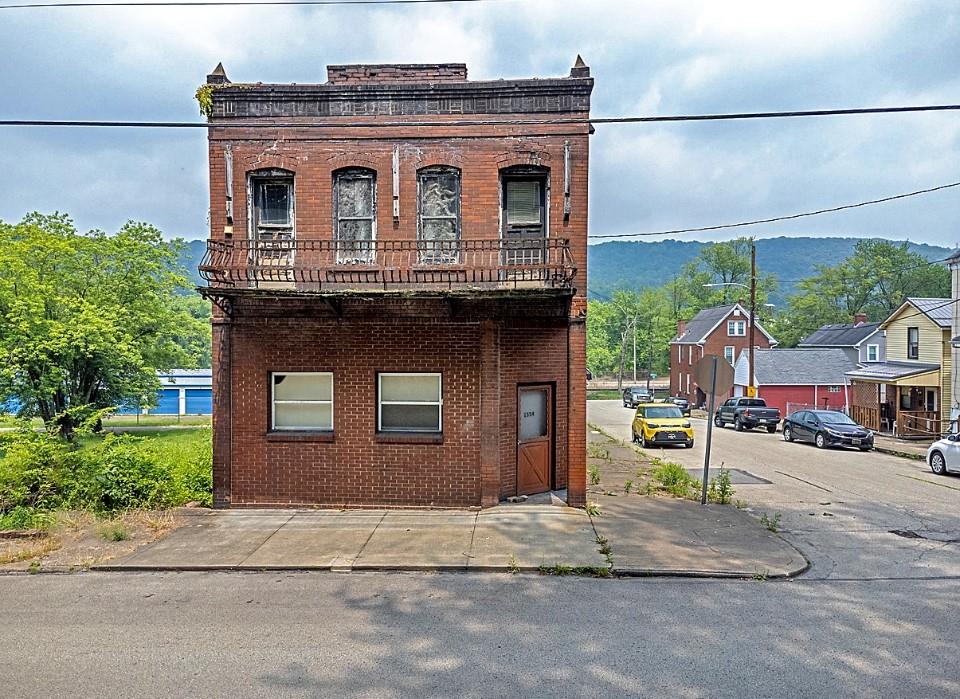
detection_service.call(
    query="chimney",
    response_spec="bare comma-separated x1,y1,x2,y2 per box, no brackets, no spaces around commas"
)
854,313,868,326
677,319,687,337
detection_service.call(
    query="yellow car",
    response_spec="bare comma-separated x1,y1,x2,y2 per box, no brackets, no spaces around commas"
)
631,403,694,449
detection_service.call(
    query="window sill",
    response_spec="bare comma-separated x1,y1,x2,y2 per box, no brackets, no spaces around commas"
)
374,432,443,445
266,431,334,443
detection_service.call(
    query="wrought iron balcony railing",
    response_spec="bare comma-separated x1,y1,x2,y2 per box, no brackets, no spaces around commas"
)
198,238,576,292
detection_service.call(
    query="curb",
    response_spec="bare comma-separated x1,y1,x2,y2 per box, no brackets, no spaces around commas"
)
874,446,926,461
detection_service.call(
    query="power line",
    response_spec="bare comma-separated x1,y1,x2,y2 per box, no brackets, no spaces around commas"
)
3,105,960,130
588,181,960,240
0,0,492,8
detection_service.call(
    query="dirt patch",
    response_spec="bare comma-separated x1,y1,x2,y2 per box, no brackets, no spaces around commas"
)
0,509,197,573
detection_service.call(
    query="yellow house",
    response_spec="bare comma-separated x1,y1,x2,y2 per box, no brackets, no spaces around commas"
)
847,298,952,437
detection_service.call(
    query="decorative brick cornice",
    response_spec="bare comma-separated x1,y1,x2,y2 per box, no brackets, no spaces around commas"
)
209,77,593,120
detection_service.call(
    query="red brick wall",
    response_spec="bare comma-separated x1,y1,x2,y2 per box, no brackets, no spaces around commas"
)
219,313,570,508
670,316,774,405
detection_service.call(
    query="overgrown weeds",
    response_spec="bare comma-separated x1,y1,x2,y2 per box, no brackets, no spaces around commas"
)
759,512,782,533
707,467,735,504
588,464,601,485
651,460,699,499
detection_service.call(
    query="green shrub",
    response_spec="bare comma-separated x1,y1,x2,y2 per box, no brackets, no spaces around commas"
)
0,505,56,530
0,427,212,517
588,464,601,485
707,467,735,505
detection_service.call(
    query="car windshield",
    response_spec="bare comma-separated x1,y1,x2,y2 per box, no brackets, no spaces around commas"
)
814,411,856,425
644,406,683,419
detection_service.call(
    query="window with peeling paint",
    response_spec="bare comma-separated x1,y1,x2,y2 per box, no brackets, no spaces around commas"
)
334,168,376,263
418,167,461,264
501,168,548,271
249,169,295,271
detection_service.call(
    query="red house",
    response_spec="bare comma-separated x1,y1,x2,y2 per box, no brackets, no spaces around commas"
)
670,303,776,406
197,60,593,509
733,348,859,417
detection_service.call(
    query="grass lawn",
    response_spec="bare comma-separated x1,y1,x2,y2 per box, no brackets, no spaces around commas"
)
587,390,623,400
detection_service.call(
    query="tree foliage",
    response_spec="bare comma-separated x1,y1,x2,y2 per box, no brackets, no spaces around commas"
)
0,213,210,435
771,240,950,346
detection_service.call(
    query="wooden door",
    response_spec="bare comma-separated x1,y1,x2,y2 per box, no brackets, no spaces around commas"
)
517,386,552,496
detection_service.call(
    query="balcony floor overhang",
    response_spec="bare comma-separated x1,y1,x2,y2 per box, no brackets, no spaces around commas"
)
199,284,576,321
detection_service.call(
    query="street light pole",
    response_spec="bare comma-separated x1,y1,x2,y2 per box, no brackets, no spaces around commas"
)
749,240,756,395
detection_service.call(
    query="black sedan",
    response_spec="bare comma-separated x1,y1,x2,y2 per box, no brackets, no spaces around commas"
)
781,410,874,451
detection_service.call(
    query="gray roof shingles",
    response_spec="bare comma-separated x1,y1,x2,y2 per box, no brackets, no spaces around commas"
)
752,348,859,386
799,322,881,347
846,361,940,381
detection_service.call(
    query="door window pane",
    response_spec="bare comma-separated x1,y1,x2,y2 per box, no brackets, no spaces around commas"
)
506,181,541,225
519,389,548,440
260,183,291,224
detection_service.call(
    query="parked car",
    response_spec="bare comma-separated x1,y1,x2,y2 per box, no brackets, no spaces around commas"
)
714,397,781,432
926,435,960,475
632,403,694,449
781,410,874,451
622,386,652,408
667,396,691,416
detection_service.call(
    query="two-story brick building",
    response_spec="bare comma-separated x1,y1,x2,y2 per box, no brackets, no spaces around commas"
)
670,303,776,406
197,60,592,509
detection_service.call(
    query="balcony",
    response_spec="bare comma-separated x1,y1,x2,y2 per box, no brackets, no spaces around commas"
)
198,238,577,294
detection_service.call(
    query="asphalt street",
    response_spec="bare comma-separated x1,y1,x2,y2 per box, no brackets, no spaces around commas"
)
589,400,960,581
1,571,957,698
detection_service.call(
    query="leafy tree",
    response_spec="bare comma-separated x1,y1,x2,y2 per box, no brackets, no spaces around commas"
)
675,237,776,314
0,213,210,437
773,240,950,346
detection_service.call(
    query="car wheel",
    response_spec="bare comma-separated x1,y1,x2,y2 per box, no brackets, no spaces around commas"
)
783,425,793,442
623,401,629,408
859,446,872,452
766,424,777,434
631,430,638,444
734,417,743,432
815,432,827,449
640,433,648,449
714,414,724,428
930,451,947,475
685,440,694,449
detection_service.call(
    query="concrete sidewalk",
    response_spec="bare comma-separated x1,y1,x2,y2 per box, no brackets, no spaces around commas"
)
95,506,607,573
94,496,807,577
873,434,932,460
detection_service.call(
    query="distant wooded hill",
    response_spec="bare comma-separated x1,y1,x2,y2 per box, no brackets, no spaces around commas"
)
587,236,953,304
177,236,953,304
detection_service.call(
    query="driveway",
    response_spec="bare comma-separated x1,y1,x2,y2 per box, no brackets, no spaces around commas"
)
589,400,960,580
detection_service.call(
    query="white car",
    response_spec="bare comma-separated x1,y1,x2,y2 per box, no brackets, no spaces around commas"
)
926,435,960,475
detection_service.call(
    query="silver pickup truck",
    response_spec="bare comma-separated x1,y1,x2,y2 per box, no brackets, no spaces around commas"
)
714,397,781,433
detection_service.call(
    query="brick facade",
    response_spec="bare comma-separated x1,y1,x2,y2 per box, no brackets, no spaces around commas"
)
670,305,775,406
201,61,592,509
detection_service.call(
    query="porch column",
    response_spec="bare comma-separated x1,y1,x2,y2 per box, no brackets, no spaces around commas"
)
479,320,501,508
567,313,587,508
212,316,232,507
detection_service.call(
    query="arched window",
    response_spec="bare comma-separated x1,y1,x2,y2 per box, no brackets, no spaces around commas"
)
333,167,376,263
417,166,461,264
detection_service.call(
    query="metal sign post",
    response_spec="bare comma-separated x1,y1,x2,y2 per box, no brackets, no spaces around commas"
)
700,356,717,505
693,354,734,506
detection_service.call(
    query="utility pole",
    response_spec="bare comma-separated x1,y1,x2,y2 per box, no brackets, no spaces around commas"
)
633,321,637,383
647,322,654,394
749,239,757,396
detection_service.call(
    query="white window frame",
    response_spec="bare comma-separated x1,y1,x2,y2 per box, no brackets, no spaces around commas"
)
727,320,746,336
866,344,879,362
377,372,443,433
271,371,333,431
827,386,841,393
724,346,735,365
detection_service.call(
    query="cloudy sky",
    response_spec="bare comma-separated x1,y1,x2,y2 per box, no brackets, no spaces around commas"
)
1,0,958,245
